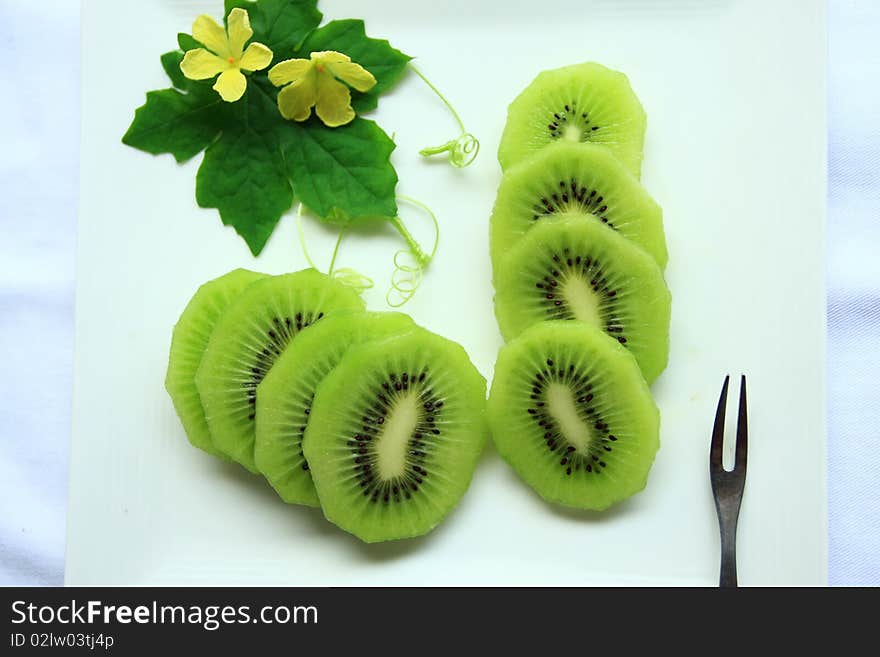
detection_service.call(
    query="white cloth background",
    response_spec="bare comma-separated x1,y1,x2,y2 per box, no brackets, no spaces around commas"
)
0,0,876,585
826,1,880,585
0,0,78,585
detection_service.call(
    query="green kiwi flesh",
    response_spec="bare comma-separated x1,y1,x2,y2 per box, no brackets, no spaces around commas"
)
494,214,671,384
165,268,265,457
255,311,416,506
195,269,365,473
488,321,660,510
303,327,488,543
498,62,647,177
489,141,667,272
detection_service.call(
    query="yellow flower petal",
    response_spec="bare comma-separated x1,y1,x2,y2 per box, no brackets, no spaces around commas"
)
213,68,247,102
191,14,230,58
277,74,317,121
226,7,254,59
180,48,228,80
326,61,377,92
269,58,313,86
311,51,351,65
315,74,355,127
239,42,273,71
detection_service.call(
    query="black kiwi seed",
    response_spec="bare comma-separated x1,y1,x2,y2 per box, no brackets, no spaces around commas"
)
530,178,614,226
347,370,445,504
532,254,629,345
240,311,325,421
547,101,600,140
528,363,615,476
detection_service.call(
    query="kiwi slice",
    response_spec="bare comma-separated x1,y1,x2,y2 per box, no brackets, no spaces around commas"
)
164,268,266,457
255,311,416,506
195,269,365,473
498,62,647,177
494,214,671,384
488,321,660,510
303,327,487,543
489,141,667,271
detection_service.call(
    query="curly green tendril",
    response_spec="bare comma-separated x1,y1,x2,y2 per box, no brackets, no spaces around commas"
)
296,207,376,293
410,65,480,168
386,195,440,307
296,197,439,307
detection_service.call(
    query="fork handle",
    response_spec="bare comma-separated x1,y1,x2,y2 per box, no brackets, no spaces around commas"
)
718,515,738,587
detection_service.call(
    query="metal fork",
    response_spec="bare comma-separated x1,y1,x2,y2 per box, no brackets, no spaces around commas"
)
709,375,748,587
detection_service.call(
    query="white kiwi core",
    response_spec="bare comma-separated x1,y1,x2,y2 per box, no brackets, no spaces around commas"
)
545,382,594,454
562,276,602,327
375,392,422,479
563,124,583,142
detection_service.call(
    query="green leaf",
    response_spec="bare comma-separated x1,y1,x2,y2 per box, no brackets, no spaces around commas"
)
281,117,398,224
298,19,412,113
160,51,189,90
122,89,225,163
177,32,201,52
224,0,322,53
195,87,293,255
125,5,407,256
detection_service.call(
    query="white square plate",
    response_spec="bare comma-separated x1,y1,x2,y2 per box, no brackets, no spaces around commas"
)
67,0,827,585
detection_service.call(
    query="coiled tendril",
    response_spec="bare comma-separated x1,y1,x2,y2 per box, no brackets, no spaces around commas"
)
296,206,376,292
330,267,375,292
386,196,439,307
295,199,438,308
387,249,424,307
419,133,480,168
411,64,480,168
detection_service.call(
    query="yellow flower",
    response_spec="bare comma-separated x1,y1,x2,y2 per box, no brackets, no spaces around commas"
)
268,51,377,127
179,8,273,103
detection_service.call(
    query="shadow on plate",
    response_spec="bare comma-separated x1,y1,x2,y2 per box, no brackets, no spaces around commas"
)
205,454,454,555
205,457,338,536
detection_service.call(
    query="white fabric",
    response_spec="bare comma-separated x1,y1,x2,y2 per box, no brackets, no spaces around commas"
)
0,0,78,585
827,1,880,586
0,0,877,585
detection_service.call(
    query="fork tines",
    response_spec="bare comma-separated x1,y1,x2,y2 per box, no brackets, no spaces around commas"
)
709,375,748,587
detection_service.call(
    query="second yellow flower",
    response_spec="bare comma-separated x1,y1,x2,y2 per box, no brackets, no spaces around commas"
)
269,51,377,127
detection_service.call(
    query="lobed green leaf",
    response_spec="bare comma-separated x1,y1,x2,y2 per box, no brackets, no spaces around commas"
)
281,117,398,224
177,32,201,52
124,2,409,255
297,19,412,113
195,85,294,255
122,88,225,163
224,0,322,54
160,51,190,90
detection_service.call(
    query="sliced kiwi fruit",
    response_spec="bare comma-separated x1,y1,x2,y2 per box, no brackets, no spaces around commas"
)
255,310,416,506
165,268,266,457
303,327,487,543
498,62,647,177
488,321,660,510
489,141,667,271
195,269,365,473
494,214,671,384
